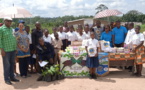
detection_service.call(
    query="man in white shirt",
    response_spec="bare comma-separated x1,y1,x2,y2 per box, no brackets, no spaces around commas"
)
50,27,57,40
43,30,53,44
58,26,67,50
66,25,78,45
125,23,136,49
83,24,91,39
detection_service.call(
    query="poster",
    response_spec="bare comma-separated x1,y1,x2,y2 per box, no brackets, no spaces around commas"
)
96,52,109,76
60,52,89,77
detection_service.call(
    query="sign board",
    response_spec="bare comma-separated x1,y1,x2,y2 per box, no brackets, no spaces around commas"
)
96,52,109,76
60,52,89,77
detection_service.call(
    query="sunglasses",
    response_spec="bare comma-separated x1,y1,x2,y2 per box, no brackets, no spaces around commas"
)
6,20,12,22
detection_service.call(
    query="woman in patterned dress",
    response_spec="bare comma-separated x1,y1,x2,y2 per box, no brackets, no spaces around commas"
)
15,23,30,78
132,25,145,77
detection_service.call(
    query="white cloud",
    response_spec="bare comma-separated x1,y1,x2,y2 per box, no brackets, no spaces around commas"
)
0,0,145,17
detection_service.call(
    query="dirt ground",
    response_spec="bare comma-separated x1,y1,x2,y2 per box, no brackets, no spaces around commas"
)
1,55,145,90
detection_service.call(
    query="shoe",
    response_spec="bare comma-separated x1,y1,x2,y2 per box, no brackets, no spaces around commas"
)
26,74,31,77
10,78,20,82
5,81,12,85
21,76,27,78
89,74,93,79
92,74,97,79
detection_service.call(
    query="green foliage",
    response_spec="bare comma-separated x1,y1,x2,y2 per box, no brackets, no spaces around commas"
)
42,64,62,76
95,4,108,14
63,70,89,76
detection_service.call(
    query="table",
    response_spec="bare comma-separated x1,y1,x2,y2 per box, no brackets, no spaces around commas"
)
109,53,135,67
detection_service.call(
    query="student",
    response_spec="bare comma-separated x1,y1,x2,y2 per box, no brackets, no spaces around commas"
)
43,29,53,44
132,26,144,77
86,32,99,79
58,26,67,50
25,26,36,73
50,27,57,39
77,25,87,41
83,25,91,39
66,25,78,45
112,21,127,47
101,25,113,47
52,33,63,64
15,23,30,78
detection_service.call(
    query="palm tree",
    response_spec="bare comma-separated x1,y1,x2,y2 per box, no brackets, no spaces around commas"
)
95,4,108,14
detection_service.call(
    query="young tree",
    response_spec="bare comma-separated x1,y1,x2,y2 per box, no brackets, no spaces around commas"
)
95,4,108,14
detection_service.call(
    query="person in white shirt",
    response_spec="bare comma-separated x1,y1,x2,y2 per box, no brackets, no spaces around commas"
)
76,25,87,41
58,26,67,50
125,23,135,49
83,24,91,39
63,21,68,32
43,30,53,44
25,26,36,73
66,25,78,45
132,25,144,77
85,32,99,79
50,27,57,40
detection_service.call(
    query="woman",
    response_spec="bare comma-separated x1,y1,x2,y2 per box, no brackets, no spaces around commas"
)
132,25,144,77
15,23,30,78
101,25,113,47
86,32,99,79
43,29,53,44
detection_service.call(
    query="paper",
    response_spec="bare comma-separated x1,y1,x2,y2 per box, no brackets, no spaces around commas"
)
32,54,36,59
39,61,48,67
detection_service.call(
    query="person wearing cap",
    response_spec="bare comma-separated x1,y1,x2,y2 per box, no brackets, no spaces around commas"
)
112,21,127,47
0,17,19,85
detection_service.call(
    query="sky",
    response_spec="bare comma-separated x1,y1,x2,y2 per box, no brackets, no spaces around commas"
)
0,0,145,17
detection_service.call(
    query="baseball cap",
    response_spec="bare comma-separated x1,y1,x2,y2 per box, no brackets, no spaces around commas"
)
4,17,12,21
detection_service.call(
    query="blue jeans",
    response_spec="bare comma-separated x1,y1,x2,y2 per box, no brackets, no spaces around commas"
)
2,51,16,82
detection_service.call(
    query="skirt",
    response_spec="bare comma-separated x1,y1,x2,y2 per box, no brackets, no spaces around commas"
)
135,46,145,65
86,56,99,68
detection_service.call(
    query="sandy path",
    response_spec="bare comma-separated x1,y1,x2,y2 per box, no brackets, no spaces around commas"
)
0,55,145,90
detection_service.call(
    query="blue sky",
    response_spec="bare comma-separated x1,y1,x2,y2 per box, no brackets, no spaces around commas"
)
0,0,145,17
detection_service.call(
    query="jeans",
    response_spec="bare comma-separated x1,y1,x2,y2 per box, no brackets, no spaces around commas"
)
19,57,28,76
2,51,16,82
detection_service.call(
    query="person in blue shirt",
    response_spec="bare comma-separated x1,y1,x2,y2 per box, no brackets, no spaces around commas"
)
112,21,127,47
101,25,113,47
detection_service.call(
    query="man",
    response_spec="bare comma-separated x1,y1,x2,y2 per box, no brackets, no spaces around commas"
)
32,22,43,50
93,20,104,40
83,24,91,39
63,21,68,32
112,21,127,47
50,27,57,39
37,38,54,64
125,23,136,48
0,17,19,85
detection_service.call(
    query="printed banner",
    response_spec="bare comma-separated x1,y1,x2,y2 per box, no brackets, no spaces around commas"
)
96,52,109,76
60,52,89,77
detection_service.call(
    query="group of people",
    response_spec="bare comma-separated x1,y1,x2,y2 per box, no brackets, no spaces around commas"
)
0,16,145,84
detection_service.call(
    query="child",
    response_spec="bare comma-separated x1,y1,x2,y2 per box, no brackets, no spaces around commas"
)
25,26,36,73
52,33,63,64
86,32,99,79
